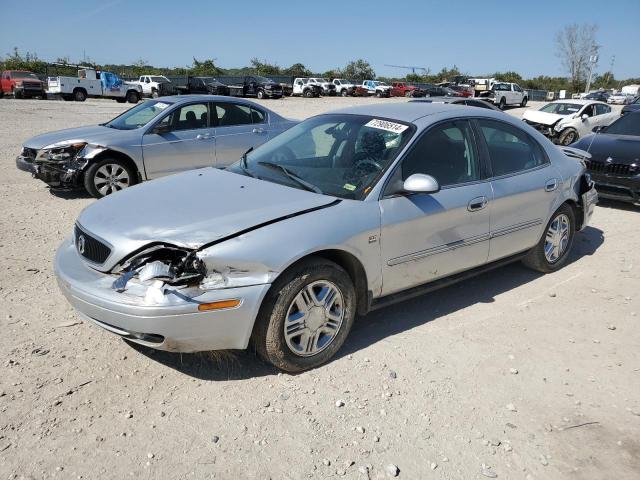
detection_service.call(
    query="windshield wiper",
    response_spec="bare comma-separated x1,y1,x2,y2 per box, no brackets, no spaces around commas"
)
257,161,323,194
239,147,256,178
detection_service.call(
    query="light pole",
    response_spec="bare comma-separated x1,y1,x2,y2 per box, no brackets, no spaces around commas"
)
584,54,598,94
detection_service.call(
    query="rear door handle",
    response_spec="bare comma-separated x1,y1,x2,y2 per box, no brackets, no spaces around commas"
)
544,178,558,192
467,196,488,212
252,128,265,134
196,133,211,140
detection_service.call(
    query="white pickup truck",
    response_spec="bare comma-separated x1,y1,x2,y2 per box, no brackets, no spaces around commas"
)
292,78,322,97
332,79,356,96
479,82,528,109
362,80,391,97
47,68,142,103
130,75,171,98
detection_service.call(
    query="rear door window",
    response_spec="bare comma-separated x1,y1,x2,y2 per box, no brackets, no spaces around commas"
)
477,119,547,177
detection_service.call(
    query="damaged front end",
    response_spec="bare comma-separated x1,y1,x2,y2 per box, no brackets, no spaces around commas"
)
108,242,274,304
27,143,91,190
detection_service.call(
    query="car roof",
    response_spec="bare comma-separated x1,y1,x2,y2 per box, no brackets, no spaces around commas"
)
327,102,505,123
549,99,606,105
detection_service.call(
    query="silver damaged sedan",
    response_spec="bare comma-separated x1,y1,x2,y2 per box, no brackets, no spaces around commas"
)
16,95,295,198
55,103,598,371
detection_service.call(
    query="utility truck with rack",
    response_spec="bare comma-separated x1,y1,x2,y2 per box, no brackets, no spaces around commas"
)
47,67,142,103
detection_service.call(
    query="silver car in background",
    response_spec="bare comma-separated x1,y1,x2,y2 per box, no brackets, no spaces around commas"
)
55,103,597,372
16,96,295,197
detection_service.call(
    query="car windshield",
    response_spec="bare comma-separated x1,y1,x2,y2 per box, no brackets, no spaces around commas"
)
11,72,38,79
150,76,168,82
603,113,640,136
105,100,174,130
254,76,272,83
539,103,581,115
229,114,415,200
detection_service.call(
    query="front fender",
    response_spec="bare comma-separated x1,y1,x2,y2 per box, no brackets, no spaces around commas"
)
196,200,383,296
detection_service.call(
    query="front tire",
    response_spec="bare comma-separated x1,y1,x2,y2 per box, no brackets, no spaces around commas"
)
252,258,356,372
256,89,265,99
520,97,528,107
522,204,575,273
498,97,506,110
341,89,348,97
151,88,159,98
84,158,136,198
558,128,578,146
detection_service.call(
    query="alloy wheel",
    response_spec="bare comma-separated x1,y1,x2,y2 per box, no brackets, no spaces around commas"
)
284,280,345,357
93,163,131,196
544,214,570,263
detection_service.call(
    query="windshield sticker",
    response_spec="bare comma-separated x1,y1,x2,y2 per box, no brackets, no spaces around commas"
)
155,102,169,110
365,119,409,134
343,183,357,191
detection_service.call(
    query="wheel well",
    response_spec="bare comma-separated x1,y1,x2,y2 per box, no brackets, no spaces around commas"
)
90,150,141,183
563,199,583,230
73,87,87,94
280,250,370,316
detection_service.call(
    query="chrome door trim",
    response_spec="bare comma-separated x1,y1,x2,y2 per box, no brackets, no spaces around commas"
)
387,218,543,267
490,219,543,239
387,232,491,266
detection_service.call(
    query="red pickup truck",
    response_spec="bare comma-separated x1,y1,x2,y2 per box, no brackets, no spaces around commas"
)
0,70,47,99
390,82,426,98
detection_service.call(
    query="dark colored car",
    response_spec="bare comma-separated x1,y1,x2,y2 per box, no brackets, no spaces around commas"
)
410,96,501,111
621,96,640,115
175,76,230,96
228,76,283,99
571,112,640,204
584,91,610,103
424,85,463,97
0,70,47,99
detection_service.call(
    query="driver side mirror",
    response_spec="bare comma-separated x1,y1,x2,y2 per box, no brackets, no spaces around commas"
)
581,114,589,121
403,173,440,194
151,124,171,135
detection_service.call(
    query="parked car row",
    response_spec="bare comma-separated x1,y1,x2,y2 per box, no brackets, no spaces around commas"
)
42,100,597,371
523,98,639,205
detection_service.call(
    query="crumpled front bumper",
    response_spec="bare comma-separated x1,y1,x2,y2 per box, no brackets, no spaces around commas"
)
16,155,36,173
54,238,271,352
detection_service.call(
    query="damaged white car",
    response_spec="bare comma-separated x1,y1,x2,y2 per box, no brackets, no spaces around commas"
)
522,100,619,145
56,103,596,372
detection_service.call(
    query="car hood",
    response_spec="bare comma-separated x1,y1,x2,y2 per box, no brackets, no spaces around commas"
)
573,134,640,164
23,125,132,150
522,110,568,126
76,168,339,271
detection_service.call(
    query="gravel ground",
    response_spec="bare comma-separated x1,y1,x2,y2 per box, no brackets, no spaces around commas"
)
0,96,638,480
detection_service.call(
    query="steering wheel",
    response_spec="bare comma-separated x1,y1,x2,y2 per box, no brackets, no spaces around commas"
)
354,158,383,172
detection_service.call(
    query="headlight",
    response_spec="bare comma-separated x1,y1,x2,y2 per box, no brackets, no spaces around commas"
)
554,122,565,132
36,142,87,162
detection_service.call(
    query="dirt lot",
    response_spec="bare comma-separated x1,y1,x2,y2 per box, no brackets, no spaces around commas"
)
0,96,639,480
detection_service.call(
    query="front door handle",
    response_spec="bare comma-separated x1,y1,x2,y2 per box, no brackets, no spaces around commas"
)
544,178,558,192
467,196,488,212
252,128,265,134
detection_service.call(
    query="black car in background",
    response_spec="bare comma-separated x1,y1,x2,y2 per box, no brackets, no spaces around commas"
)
410,96,500,110
621,96,640,115
584,91,611,103
571,111,640,205
228,75,283,99
423,85,463,97
175,76,231,96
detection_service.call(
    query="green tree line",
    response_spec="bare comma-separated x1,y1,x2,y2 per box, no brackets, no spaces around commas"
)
2,48,637,93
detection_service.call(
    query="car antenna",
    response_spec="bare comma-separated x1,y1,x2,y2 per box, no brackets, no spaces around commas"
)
586,126,601,154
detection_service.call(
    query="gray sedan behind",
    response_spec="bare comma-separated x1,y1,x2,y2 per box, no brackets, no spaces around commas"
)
16,95,296,197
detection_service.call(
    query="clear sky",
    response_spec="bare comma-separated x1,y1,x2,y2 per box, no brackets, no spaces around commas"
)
1,0,638,79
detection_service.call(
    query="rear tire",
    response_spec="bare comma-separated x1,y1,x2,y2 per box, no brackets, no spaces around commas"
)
126,91,139,103
303,89,313,98
14,89,23,99
252,258,356,372
257,89,265,99
74,89,87,102
522,204,575,273
520,96,528,107
498,97,506,110
341,89,348,97
151,88,159,98
84,157,137,198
